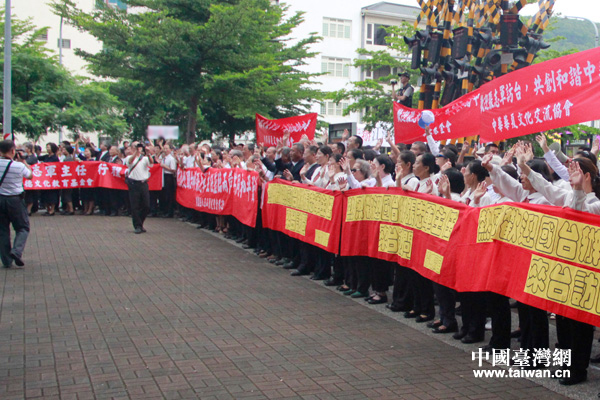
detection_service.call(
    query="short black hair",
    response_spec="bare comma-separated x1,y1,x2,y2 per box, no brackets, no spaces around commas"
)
319,145,333,157
399,150,416,167
485,143,499,153
501,165,519,180
363,149,378,161
352,135,363,149
47,142,59,155
467,160,489,182
348,148,364,160
307,145,319,155
336,142,345,154
65,145,74,155
376,154,395,174
420,153,439,175
0,140,15,154
443,168,465,194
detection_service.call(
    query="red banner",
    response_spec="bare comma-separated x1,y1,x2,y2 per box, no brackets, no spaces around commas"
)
341,187,600,327
255,113,317,147
394,47,600,144
176,167,259,227
262,179,344,253
24,161,162,191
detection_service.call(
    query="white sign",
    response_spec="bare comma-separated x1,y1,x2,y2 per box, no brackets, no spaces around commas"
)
147,125,179,140
356,121,392,147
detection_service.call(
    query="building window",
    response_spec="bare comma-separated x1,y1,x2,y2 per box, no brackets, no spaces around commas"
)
36,33,48,42
323,18,351,39
366,23,390,46
321,101,349,116
365,66,400,80
321,57,351,78
57,38,71,49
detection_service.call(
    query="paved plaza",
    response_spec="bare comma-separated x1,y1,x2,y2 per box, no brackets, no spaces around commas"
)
0,215,593,399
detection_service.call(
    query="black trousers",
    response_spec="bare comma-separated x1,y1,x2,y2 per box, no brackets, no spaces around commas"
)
349,256,371,294
391,265,413,310
128,180,150,230
0,194,29,267
556,315,594,374
433,282,456,328
517,302,549,354
486,292,511,349
371,259,393,293
459,292,486,339
161,174,176,216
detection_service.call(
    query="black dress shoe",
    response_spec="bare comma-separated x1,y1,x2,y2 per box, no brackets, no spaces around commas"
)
404,310,417,318
415,315,434,323
426,320,443,329
9,252,24,267
461,334,484,344
236,237,246,243
323,279,341,286
283,263,296,270
387,304,410,312
480,344,493,352
310,275,325,280
134,228,143,234
242,244,252,249
368,296,388,305
452,330,467,340
432,324,458,334
290,269,309,276
559,370,587,385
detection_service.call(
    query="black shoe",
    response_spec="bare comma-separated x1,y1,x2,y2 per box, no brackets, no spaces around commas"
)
242,244,252,249
291,269,309,276
323,279,341,287
559,370,587,386
9,252,24,267
461,334,484,344
415,314,434,323
404,310,417,319
134,228,143,234
510,329,521,339
141,228,147,233
282,263,296,270
310,275,326,281
432,324,458,334
453,330,467,340
387,304,410,312
236,237,246,243
426,320,443,329
480,344,493,353
368,296,388,305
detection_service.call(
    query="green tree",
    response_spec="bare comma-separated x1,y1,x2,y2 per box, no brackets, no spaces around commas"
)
53,0,323,143
328,22,416,129
0,11,127,142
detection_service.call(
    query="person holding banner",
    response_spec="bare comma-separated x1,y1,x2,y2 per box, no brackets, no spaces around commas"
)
126,143,154,234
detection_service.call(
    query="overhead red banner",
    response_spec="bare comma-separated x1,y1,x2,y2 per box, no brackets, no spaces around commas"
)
255,113,317,147
394,47,600,144
23,161,162,191
262,179,344,253
176,167,259,227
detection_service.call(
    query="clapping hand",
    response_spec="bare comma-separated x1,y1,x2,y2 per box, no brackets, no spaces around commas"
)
481,153,494,171
423,178,433,194
473,181,488,204
337,176,348,190
535,134,550,153
438,174,451,199
283,169,293,181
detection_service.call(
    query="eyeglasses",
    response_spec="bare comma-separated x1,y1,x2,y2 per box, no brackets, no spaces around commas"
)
351,169,358,172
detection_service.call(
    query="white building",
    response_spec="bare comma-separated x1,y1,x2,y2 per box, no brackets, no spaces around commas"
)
279,1,421,139
11,0,421,145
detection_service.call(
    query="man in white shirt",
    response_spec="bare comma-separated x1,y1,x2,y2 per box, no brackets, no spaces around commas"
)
160,144,177,218
0,140,33,267
126,143,154,234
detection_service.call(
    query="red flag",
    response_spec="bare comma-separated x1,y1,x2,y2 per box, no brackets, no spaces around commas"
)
255,113,317,147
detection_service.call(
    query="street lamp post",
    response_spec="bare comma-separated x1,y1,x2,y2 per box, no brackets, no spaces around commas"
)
3,0,11,141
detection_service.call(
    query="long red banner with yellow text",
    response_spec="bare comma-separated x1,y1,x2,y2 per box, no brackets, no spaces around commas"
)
262,179,344,253
394,47,600,144
176,167,259,228
261,182,600,327
23,161,162,191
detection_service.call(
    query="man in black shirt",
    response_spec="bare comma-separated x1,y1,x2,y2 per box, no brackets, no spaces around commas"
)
392,72,414,108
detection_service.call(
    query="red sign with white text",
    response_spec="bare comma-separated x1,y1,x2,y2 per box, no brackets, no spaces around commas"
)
255,113,317,147
394,47,600,143
24,161,162,191
176,167,259,227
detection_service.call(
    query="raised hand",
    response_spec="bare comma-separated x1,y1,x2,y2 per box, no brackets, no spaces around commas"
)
374,138,383,151
423,178,433,194
473,181,488,204
283,169,293,181
481,153,494,171
524,142,534,161
460,142,470,155
535,134,550,153
340,157,350,173
593,136,600,156
341,128,349,141
337,176,348,190
437,174,451,199
441,160,452,172
569,161,584,190
501,147,515,166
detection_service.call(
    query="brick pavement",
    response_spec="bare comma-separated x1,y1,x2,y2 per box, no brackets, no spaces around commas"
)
0,215,575,399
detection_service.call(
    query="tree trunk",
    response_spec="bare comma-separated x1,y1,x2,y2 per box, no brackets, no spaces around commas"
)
186,95,199,144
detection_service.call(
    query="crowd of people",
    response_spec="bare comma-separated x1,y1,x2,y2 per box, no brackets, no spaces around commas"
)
4,126,600,386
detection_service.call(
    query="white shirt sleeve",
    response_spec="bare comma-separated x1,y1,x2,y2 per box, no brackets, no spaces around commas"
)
527,169,572,207
570,190,600,215
426,135,440,156
543,151,569,181
346,171,362,189
489,164,528,202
